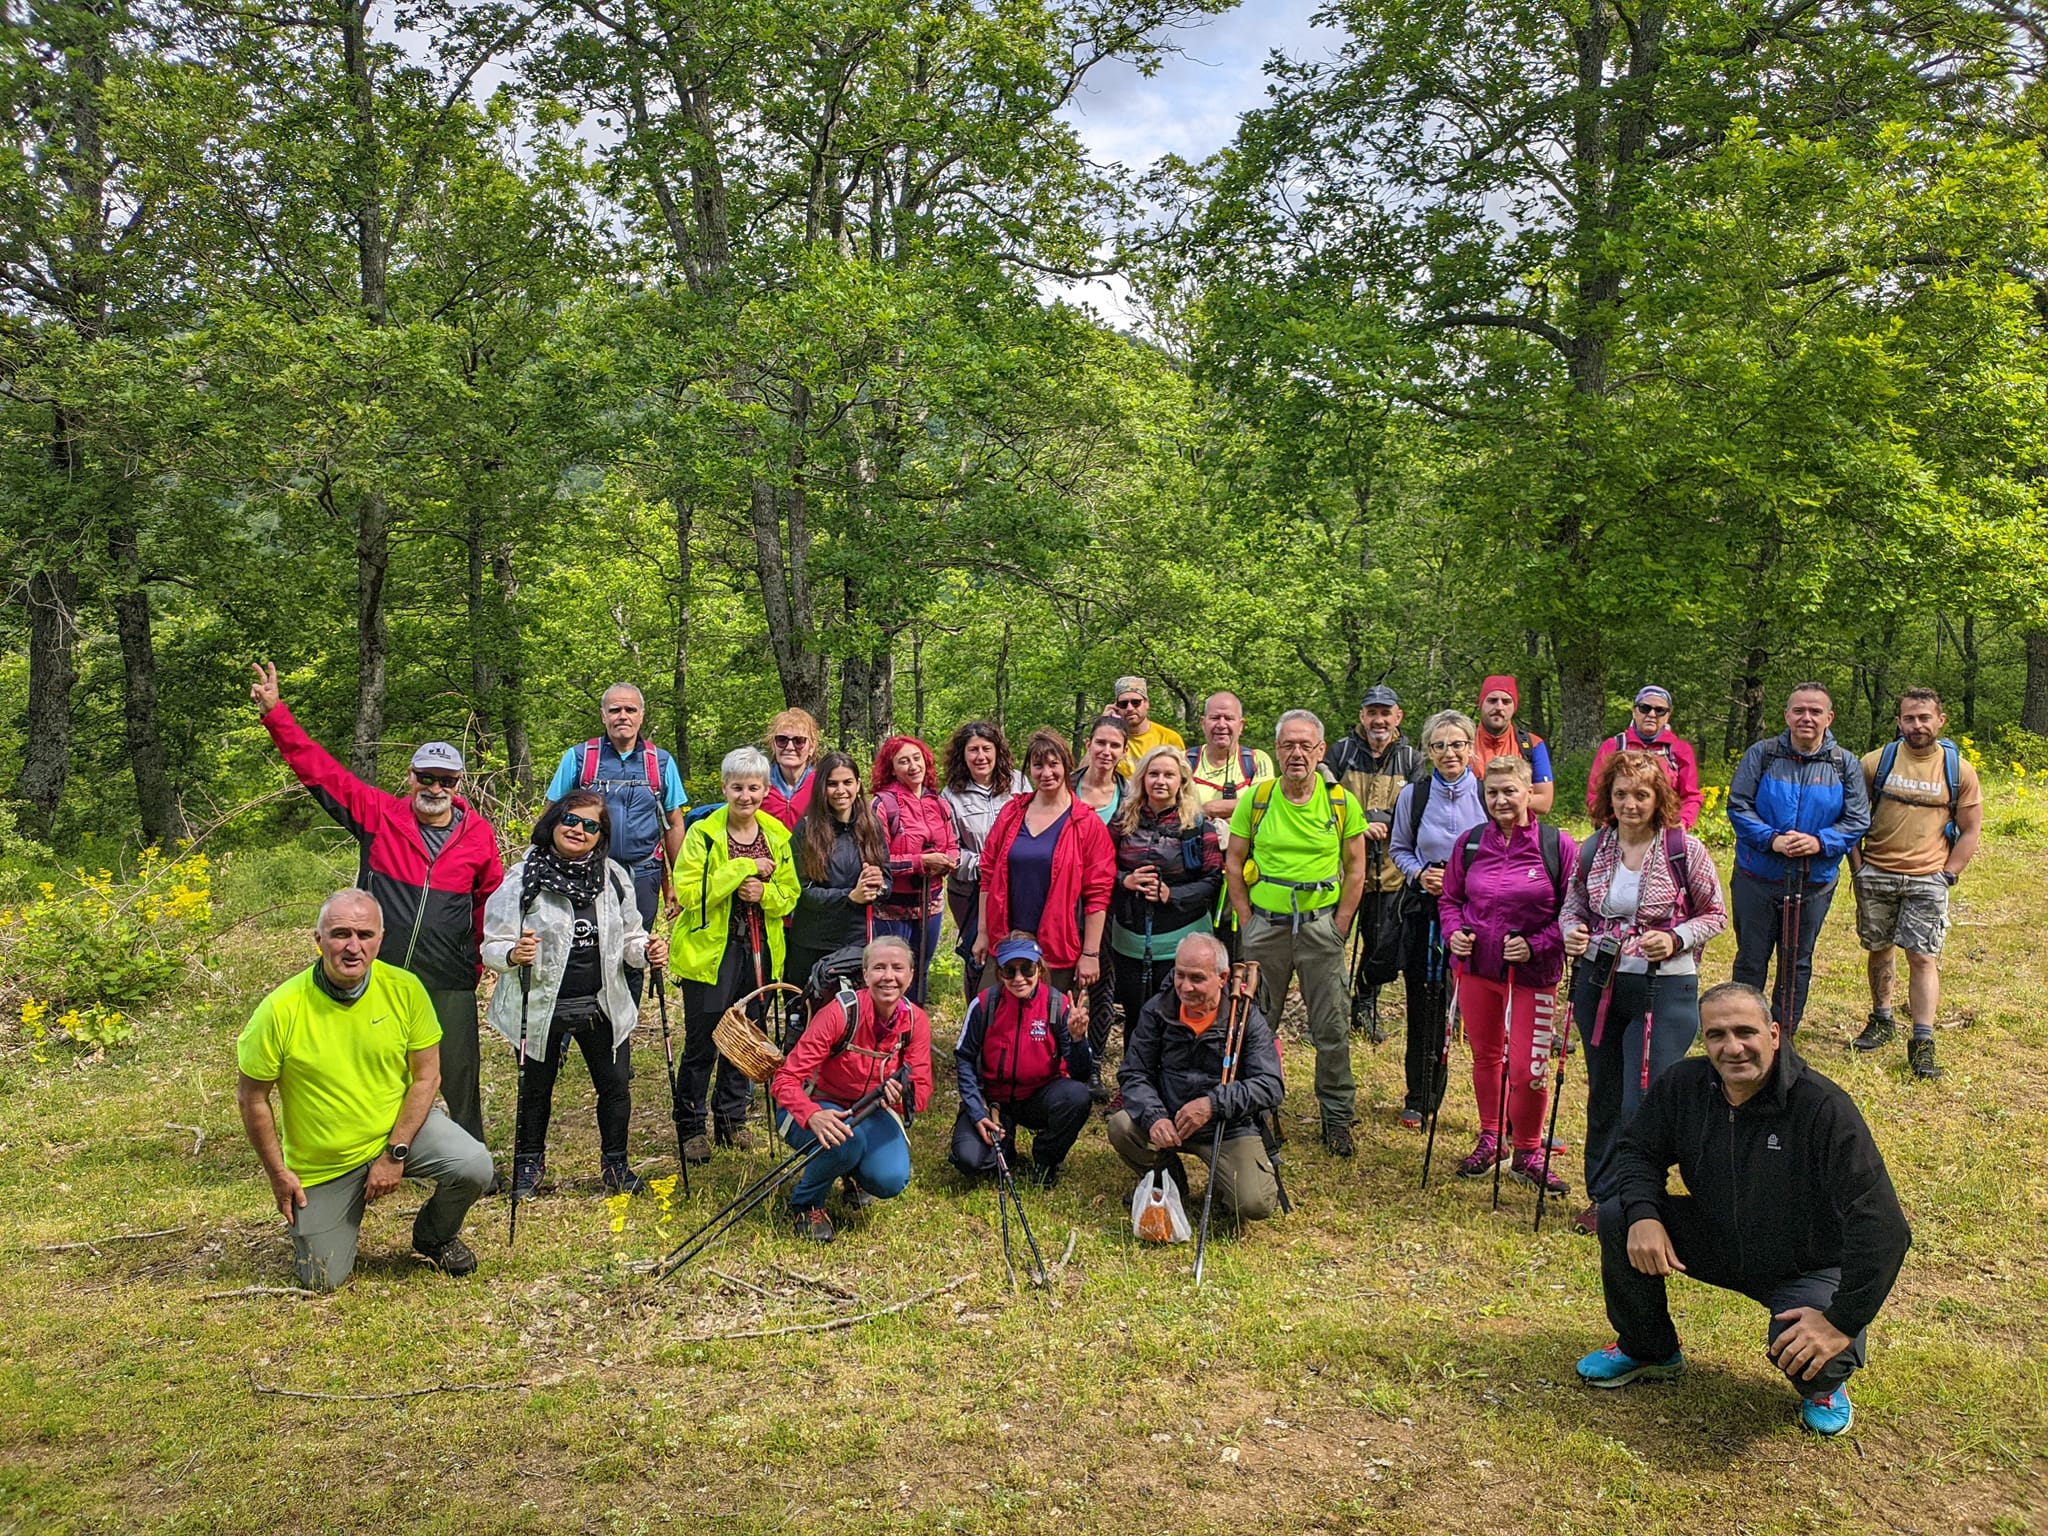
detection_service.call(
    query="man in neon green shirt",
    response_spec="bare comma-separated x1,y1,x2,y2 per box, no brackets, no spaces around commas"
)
1225,710,1368,1155
237,889,494,1289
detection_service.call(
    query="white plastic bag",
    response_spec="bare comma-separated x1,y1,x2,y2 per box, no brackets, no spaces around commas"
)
1131,1170,1192,1244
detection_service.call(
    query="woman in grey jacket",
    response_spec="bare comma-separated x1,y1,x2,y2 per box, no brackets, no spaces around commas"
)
941,721,1027,1005
483,791,665,1198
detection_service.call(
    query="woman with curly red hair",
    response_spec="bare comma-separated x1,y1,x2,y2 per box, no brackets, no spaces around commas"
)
870,734,959,1005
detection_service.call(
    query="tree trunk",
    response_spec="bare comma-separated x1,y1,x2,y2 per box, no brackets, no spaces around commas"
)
669,493,693,781
1553,627,1605,752
2022,627,2048,736
109,521,188,844
350,488,390,782
492,543,532,793
994,620,1010,729
1960,613,1978,733
750,480,826,715
910,628,925,740
13,565,80,838
466,504,498,762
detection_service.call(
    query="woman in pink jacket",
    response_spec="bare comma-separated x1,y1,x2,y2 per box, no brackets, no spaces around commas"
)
870,734,959,1006
1439,755,1578,1194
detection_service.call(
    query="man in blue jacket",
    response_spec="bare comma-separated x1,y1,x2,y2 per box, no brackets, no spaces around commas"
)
1726,683,1870,1033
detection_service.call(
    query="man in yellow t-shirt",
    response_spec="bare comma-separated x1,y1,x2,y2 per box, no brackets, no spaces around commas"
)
236,889,494,1289
1849,688,1982,1080
1111,675,1186,778
1225,709,1368,1155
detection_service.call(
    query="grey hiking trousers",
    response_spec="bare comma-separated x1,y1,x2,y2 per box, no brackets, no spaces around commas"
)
290,1108,492,1290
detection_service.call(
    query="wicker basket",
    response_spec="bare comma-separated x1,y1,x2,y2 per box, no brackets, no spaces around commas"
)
712,982,803,1082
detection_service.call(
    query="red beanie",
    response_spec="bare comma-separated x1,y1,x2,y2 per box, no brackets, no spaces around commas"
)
1479,674,1519,709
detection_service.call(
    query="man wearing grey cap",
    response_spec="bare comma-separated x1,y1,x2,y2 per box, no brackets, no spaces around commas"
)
1324,685,1423,1041
1109,675,1185,779
251,662,505,1149
1586,687,1704,828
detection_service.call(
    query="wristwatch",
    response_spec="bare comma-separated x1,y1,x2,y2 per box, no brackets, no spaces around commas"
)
387,1141,410,1164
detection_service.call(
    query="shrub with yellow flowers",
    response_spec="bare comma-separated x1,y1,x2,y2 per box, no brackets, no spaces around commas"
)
2,844,215,1057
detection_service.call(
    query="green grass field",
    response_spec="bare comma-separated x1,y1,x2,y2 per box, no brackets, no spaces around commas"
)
4,792,2045,1535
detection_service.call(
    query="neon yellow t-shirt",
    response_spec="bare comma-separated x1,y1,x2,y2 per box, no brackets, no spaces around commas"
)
1118,720,1187,778
236,960,442,1186
1228,777,1365,914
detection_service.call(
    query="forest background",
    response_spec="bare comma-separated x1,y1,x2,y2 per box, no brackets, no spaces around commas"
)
10,0,2048,860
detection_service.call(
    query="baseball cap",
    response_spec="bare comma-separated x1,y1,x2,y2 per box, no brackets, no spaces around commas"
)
1111,676,1149,700
993,935,1043,967
410,742,466,774
1361,684,1400,708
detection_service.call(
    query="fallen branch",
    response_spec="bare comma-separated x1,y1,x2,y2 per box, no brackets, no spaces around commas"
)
1051,1228,1078,1277
38,1225,184,1255
166,1123,206,1157
704,1267,771,1298
202,1286,321,1301
679,1272,977,1342
769,1263,858,1300
248,1369,527,1402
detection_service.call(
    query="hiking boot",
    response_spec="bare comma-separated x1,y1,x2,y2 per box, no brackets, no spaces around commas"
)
1321,1122,1356,1158
413,1234,479,1277
1456,1132,1503,1179
1907,1036,1943,1080
1799,1385,1854,1435
1575,1342,1685,1388
1571,1203,1599,1237
1351,988,1385,1043
682,1134,713,1165
792,1205,836,1243
714,1122,757,1152
601,1158,648,1196
1509,1148,1568,1196
1087,1069,1110,1105
510,1155,545,1202
841,1174,879,1211
1397,1107,1424,1132
1023,1160,1062,1191
1850,1012,1896,1053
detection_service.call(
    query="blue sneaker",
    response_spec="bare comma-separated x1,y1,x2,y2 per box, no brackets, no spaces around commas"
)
1800,1385,1854,1435
1575,1341,1687,1388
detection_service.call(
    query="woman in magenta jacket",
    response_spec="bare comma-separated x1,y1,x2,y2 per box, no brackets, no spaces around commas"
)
870,734,959,1006
1439,755,1579,1194
975,728,1116,997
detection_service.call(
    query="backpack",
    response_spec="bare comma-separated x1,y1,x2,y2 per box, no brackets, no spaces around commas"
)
1456,821,1567,909
1571,826,1694,924
1403,762,1437,847
1186,745,1259,786
1872,737,1963,847
578,737,663,796
1610,730,1681,783
1244,776,1352,887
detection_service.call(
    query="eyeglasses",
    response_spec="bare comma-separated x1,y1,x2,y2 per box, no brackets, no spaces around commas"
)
1634,704,1670,717
560,813,603,833
773,734,809,748
1425,740,1471,754
999,961,1037,980
1115,697,1145,709
413,772,461,789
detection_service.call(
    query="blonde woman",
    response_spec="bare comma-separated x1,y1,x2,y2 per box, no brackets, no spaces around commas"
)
1109,746,1224,1041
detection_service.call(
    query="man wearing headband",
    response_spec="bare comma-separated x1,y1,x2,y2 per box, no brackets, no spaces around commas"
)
1586,686,1704,828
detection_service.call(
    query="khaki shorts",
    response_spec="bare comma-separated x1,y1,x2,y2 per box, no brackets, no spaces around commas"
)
1853,867,1950,956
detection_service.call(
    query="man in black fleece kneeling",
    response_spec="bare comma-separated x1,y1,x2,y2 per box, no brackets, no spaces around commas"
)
1575,982,1911,1437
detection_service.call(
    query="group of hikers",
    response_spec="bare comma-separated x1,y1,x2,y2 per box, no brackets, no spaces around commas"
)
235,664,1972,1437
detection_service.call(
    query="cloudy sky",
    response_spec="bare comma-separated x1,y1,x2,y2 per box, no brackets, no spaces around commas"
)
1050,0,1341,322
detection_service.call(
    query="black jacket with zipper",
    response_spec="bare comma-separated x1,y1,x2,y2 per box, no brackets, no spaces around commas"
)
1117,989,1283,1144
1614,1043,1911,1338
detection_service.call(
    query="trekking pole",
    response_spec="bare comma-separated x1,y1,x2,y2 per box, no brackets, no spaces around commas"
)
650,966,689,1201
1195,961,1258,1287
746,904,771,1139
653,1085,886,1278
1786,856,1809,1033
983,1097,1050,1295
1534,963,1577,1235
1355,843,1384,1040
1420,916,1458,1189
1641,954,1663,1095
509,954,533,1247
1491,954,1517,1213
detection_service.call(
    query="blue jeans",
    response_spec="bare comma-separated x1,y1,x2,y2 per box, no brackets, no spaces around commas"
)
779,1100,913,1211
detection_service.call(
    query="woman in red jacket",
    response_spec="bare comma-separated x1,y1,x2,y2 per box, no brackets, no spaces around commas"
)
975,728,1115,998
770,937,933,1242
871,734,959,1006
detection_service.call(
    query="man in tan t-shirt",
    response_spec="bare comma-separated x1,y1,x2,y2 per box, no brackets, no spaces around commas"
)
1850,687,1982,1079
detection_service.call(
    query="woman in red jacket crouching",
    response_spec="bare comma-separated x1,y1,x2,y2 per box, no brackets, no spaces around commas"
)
769,936,933,1243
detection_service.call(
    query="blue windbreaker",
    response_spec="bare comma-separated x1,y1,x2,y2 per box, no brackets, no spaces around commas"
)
1727,729,1870,886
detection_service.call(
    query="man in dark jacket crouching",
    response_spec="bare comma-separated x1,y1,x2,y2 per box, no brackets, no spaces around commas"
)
1576,982,1911,1436
1106,933,1283,1223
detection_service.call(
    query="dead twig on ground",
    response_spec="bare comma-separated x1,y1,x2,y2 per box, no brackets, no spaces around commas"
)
705,1268,771,1297
769,1263,857,1300
202,1286,321,1301
247,1369,527,1402
38,1225,184,1256
679,1272,977,1342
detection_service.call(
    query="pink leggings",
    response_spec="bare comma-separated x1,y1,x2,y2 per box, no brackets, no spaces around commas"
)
1458,971,1556,1152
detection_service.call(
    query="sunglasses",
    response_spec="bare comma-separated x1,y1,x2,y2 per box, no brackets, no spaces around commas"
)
559,812,603,834
773,734,810,748
413,772,461,789
1115,697,1145,709
1635,704,1670,716
999,961,1038,980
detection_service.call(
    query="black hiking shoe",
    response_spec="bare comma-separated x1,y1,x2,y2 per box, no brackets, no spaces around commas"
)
1351,988,1386,1044
601,1159,648,1195
793,1205,836,1243
510,1155,545,1202
714,1121,757,1152
1321,1122,1356,1158
1850,1012,1896,1053
1907,1036,1943,1079
1087,1069,1110,1105
413,1234,478,1277
1023,1160,1061,1191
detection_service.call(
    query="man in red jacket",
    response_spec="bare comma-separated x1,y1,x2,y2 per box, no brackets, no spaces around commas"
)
251,663,505,1152
769,937,933,1243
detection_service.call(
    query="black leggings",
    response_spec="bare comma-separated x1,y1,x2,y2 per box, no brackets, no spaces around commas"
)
516,998,632,1161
